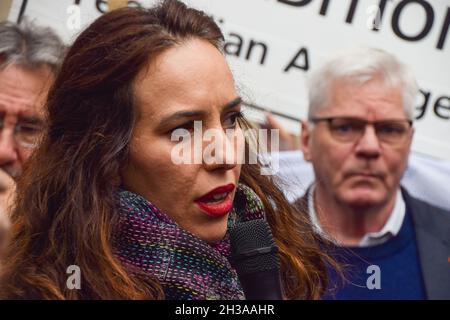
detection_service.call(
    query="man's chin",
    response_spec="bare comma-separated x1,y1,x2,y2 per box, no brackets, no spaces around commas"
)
338,188,387,208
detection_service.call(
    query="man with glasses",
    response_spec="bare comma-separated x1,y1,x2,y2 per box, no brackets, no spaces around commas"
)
0,21,65,258
295,47,450,299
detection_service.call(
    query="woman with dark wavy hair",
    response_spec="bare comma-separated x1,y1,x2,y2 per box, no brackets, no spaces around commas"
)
0,0,336,299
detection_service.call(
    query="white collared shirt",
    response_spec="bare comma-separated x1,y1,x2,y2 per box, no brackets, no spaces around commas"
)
308,185,406,247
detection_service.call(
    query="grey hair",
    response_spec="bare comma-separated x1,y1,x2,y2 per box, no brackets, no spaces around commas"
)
307,47,418,121
0,20,65,73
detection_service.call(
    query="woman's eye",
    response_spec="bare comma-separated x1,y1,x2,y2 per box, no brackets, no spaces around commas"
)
223,112,242,129
169,121,195,136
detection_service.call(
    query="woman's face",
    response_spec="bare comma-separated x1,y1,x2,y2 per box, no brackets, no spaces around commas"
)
121,39,243,243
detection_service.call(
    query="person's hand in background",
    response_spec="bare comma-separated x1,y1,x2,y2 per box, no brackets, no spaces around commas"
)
262,112,301,152
0,169,15,259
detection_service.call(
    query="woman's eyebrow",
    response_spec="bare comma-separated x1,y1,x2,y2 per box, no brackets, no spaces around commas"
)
222,97,242,112
159,97,242,128
159,110,206,129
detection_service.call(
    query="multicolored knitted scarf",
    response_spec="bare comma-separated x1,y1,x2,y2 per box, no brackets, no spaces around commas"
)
113,184,266,300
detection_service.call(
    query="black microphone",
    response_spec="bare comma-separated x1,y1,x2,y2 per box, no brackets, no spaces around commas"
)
229,219,283,300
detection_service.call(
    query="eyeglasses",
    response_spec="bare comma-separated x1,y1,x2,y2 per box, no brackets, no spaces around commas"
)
0,119,44,149
310,117,413,145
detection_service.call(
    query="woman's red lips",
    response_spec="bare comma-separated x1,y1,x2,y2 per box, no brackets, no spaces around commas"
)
195,183,235,217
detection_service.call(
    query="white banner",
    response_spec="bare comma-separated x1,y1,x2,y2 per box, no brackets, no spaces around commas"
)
7,0,450,160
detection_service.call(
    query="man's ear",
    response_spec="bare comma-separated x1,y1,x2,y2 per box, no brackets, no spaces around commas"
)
407,126,415,151
300,120,313,162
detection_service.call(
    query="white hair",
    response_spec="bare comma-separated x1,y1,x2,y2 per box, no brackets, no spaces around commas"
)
0,20,65,72
307,47,418,120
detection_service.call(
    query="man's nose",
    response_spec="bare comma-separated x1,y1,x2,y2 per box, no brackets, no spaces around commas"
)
0,128,19,165
354,125,381,159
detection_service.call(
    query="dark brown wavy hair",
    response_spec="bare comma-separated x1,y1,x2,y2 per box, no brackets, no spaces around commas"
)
0,0,337,299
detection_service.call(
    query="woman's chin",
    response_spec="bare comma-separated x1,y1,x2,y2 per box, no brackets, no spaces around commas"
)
192,218,229,244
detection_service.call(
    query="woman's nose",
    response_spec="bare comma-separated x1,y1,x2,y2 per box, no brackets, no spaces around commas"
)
202,127,243,172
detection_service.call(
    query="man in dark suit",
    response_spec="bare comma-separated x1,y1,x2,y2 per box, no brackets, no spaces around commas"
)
295,47,450,299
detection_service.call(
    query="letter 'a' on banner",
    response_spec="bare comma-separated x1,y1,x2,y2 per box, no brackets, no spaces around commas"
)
0,0,13,22
108,0,128,11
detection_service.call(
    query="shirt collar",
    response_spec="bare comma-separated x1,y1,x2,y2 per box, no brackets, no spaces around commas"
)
308,185,406,247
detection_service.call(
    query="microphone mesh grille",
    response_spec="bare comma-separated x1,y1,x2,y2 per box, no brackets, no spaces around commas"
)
229,219,280,275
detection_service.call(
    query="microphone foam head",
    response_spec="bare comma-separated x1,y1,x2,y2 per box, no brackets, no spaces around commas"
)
229,219,280,275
